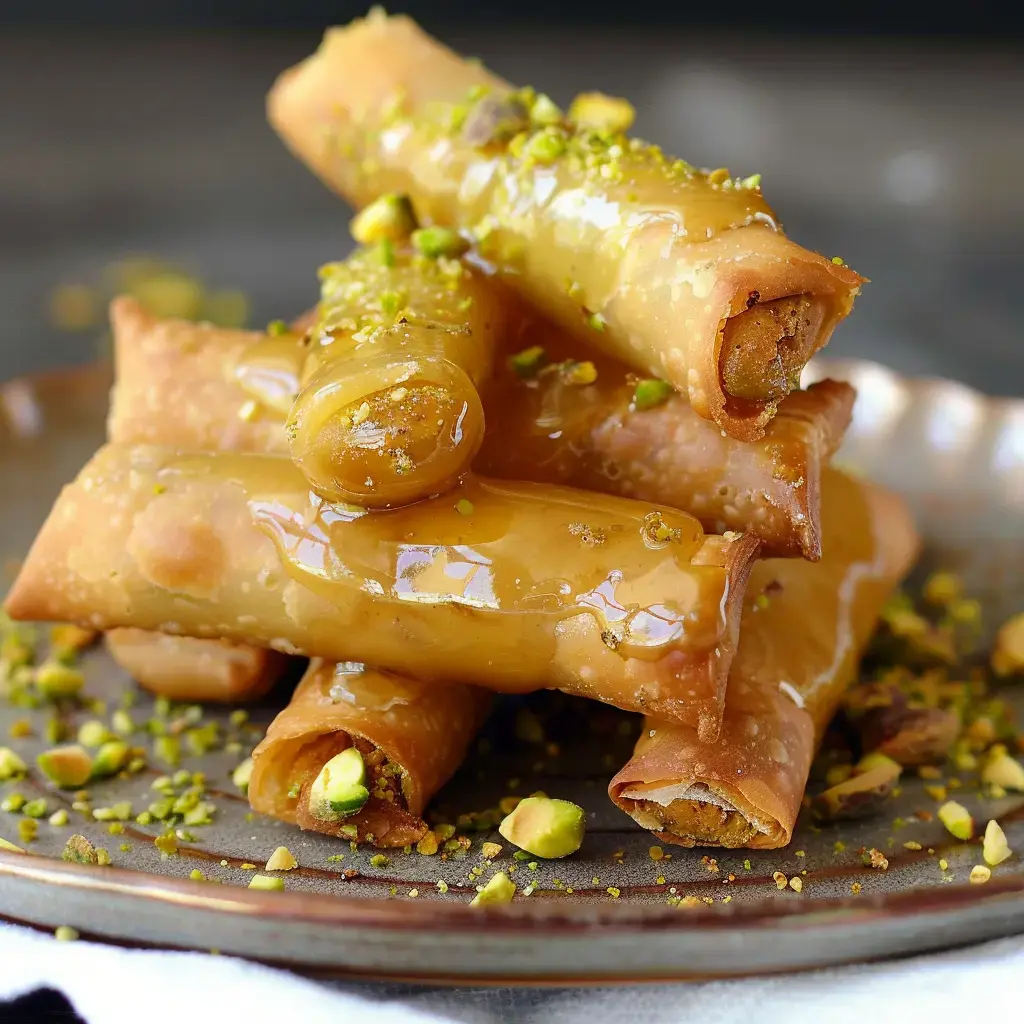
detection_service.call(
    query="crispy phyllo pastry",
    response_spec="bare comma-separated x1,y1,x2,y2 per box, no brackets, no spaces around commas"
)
479,326,855,559
107,302,851,558
290,235,509,507
105,628,284,703
4,445,757,737
249,659,490,847
267,10,864,440
608,471,920,848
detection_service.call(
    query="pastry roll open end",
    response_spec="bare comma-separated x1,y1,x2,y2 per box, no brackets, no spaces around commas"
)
249,659,491,847
609,471,920,849
105,628,286,704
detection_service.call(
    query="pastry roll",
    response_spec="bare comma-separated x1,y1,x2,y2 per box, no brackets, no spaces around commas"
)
249,659,491,847
478,327,855,559
267,11,864,440
105,628,284,703
107,302,852,558
289,243,509,507
608,470,920,848
5,445,757,737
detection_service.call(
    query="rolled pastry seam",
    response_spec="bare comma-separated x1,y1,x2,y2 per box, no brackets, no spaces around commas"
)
267,11,864,440
478,327,855,559
609,470,920,848
4,445,757,738
105,628,285,704
250,659,491,847
289,244,510,507
106,302,853,559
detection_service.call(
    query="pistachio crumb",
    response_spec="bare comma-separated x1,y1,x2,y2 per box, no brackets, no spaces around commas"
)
470,871,515,907
54,925,79,942
248,874,284,891
970,864,992,885
788,876,803,893
48,809,69,827
265,846,298,872
983,820,1012,866
61,834,96,865
937,801,974,840
481,841,503,860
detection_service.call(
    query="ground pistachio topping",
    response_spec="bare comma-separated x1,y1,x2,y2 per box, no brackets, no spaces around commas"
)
61,833,96,865
91,740,129,779
411,226,468,260
232,757,254,792
632,379,674,411
0,747,27,782
248,874,284,891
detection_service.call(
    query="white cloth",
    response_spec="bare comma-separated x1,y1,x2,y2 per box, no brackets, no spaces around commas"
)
0,921,1021,1024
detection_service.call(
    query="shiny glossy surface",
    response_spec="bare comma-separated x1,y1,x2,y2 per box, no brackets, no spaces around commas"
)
5,442,752,727
2,361,1024,979
284,246,506,506
268,13,863,437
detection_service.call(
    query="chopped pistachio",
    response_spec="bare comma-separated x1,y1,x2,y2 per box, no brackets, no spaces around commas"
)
8,719,31,740
22,799,47,819
350,194,418,245
54,925,79,942
229,709,248,729
265,846,298,872
248,874,284,891
77,720,109,748
189,868,207,882
411,226,468,260
183,801,216,827
983,819,1012,866
560,360,598,385
970,864,992,885
981,751,1024,791
61,833,97,865
632,379,673,412
110,709,134,736
0,793,25,813
937,800,974,840
0,835,24,853
154,735,180,767
369,853,390,868
740,173,762,189
498,796,585,859
48,809,69,827
568,92,635,134
524,129,566,163
309,748,369,822
788,876,803,893
91,740,129,779
17,819,37,843
154,833,178,856
481,841,503,860
135,811,153,826
508,345,547,379
0,747,27,781
529,93,563,126
231,757,254,793
470,870,515,907
34,660,84,700
37,745,93,788
95,847,111,867
992,613,1024,676
854,751,903,775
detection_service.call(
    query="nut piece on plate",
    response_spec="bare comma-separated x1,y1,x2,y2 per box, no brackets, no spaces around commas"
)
470,871,516,907
857,691,960,766
812,758,901,822
498,796,586,859
992,613,1024,677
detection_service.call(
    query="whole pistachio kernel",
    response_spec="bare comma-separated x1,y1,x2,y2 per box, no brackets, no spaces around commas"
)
470,870,516,907
632,379,673,411
37,745,93,789
568,92,635,135
411,227,469,260
349,194,418,246
308,747,370,822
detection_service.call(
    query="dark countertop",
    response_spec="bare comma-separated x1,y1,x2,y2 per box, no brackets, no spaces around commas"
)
1,30,1021,392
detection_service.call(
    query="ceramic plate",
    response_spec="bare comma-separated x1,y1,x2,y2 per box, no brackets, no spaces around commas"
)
0,360,1022,983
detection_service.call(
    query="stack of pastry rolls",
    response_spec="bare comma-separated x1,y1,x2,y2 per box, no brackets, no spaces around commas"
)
5,10,919,851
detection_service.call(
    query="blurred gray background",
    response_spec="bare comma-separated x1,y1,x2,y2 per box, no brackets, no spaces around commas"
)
1,11,1022,393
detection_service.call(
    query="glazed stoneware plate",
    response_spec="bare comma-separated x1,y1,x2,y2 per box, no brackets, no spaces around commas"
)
0,359,1022,983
